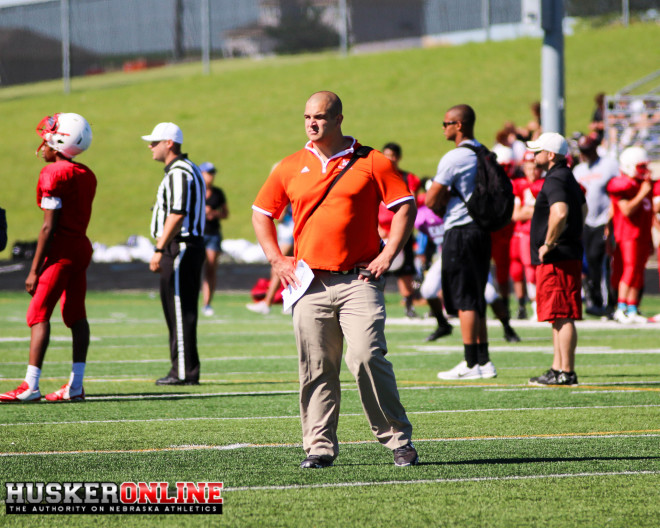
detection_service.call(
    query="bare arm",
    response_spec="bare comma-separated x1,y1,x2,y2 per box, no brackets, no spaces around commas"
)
25,208,60,295
617,179,652,217
425,182,450,218
538,202,568,263
252,210,299,288
365,199,416,280
149,213,185,273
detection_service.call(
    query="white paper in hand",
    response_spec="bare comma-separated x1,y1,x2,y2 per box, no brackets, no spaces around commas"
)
281,259,315,313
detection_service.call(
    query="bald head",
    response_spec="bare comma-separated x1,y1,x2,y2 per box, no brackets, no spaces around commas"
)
308,91,343,118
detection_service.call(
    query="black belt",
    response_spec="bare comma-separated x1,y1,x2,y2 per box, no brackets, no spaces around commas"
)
314,267,362,275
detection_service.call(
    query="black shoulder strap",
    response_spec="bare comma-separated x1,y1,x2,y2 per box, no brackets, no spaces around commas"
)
306,145,373,220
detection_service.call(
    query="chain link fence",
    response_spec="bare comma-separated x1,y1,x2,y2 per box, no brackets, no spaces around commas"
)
0,0,657,87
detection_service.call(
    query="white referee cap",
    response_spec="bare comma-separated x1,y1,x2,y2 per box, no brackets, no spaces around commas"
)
141,122,183,144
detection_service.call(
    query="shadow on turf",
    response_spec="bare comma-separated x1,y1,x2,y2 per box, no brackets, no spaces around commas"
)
406,455,660,467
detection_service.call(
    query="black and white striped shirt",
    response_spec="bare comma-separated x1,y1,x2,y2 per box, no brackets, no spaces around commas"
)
151,155,206,239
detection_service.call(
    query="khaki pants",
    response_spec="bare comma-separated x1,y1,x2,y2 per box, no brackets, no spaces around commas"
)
292,272,413,459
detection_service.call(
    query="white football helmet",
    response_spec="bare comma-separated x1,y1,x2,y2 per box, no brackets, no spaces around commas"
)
492,143,513,165
619,146,648,178
36,113,92,159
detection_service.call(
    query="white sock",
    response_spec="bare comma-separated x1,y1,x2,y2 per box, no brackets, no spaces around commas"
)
70,362,86,391
25,365,41,391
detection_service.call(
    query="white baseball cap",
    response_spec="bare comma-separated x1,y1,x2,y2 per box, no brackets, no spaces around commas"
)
526,132,568,156
141,122,183,144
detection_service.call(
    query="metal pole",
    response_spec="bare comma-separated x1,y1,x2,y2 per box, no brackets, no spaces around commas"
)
201,0,210,75
61,0,70,94
540,0,564,134
622,0,629,27
338,0,348,56
482,0,490,41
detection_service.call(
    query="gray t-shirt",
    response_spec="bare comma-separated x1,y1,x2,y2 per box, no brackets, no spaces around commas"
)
433,139,480,230
573,155,619,227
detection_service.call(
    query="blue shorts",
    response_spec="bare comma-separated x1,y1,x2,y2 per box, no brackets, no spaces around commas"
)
203,234,222,252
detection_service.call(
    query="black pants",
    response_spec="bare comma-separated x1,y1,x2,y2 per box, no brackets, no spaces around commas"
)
583,224,611,309
159,238,205,382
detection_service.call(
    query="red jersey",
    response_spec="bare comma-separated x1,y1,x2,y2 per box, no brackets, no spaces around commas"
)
37,159,97,241
377,170,420,233
606,175,653,244
512,177,535,235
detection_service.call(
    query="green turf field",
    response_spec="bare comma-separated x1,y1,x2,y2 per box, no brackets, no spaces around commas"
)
1,290,659,527
0,22,658,255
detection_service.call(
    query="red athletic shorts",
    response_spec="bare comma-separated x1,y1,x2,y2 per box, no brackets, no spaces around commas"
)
26,238,92,328
535,259,582,323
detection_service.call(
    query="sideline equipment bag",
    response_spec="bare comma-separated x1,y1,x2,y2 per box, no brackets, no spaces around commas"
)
454,144,514,232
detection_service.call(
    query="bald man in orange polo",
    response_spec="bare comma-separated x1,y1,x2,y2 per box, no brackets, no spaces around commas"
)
252,91,419,469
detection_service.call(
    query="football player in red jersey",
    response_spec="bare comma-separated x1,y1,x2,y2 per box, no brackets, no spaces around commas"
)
606,146,653,323
510,150,543,319
0,113,96,402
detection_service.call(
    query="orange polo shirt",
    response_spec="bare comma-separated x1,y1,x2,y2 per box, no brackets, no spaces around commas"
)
253,138,414,271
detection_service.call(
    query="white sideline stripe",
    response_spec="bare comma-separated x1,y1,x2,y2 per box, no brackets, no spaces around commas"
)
2,404,658,428
387,317,659,330
224,471,660,493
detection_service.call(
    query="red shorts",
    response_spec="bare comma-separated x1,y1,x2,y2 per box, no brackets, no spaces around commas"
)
535,259,582,323
27,238,92,328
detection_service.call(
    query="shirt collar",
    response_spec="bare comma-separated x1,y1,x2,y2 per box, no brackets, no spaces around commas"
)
164,153,188,173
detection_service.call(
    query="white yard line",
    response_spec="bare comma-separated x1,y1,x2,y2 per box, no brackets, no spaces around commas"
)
223,470,660,493
2,404,658,428
2,431,659,457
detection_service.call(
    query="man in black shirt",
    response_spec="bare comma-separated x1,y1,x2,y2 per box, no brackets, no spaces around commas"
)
199,162,228,317
527,132,587,386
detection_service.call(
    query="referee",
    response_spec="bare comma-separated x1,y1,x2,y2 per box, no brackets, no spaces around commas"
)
142,122,206,385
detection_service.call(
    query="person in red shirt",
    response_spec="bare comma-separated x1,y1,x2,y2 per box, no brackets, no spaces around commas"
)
510,150,542,318
1,113,96,403
379,142,421,317
607,146,654,323
252,91,418,469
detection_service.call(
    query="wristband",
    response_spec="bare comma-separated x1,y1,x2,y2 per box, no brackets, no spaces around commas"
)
154,248,164,253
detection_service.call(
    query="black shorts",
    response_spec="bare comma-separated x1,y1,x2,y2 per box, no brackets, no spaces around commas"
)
441,224,491,317
393,235,416,277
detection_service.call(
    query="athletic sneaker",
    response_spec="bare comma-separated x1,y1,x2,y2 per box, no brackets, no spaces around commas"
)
393,442,419,467
503,324,521,343
300,455,334,469
246,301,270,315
625,312,648,324
613,308,631,324
516,305,528,320
425,322,453,341
45,383,85,402
437,361,481,380
479,361,497,379
0,381,41,402
528,369,559,386
202,305,214,317
556,371,579,386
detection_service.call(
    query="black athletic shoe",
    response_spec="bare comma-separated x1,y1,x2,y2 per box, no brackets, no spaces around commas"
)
300,455,334,469
393,442,419,467
155,376,199,386
503,324,521,343
556,371,579,386
516,306,528,320
528,369,559,386
425,323,453,341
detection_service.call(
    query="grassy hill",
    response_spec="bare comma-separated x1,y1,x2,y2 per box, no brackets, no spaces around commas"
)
0,22,657,257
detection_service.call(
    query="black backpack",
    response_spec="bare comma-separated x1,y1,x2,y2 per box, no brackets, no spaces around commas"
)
453,143,514,232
